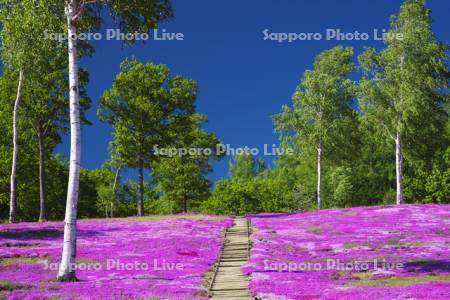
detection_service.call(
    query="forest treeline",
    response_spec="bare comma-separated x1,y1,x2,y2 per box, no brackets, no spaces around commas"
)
0,0,449,224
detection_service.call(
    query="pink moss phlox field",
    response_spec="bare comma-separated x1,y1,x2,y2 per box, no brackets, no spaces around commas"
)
0,216,232,299
243,204,450,299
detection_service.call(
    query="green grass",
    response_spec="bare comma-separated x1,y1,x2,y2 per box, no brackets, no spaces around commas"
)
128,215,227,222
352,271,374,281
0,256,48,266
344,243,370,249
347,274,450,287
0,242,41,248
306,226,322,234
76,258,99,264
342,212,359,217
0,280,31,292
344,241,424,250
0,229,61,239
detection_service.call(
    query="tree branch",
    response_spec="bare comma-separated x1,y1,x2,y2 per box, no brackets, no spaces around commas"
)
72,0,99,21
381,121,395,140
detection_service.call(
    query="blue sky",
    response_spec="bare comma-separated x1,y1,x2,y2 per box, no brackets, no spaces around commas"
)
55,0,450,183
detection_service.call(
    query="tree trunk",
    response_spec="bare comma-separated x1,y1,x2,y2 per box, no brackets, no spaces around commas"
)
396,55,405,205
138,159,144,216
183,195,188,213
112,166,121,193
395,132,404,205
316,143,322,210
111,166,121,218
9,70,24,224
58,1,81,282
38,127,47,222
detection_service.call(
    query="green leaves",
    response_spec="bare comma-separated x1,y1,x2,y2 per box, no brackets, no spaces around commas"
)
153,113,222,212
358,0,448,204
99,59,194,169
359,0,448,140
80,0,173,46
0,0,65,74
276,46,356,156
108,0,173,32
99,58,219,213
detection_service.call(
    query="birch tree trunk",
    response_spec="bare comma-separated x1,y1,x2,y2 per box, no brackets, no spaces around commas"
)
9,70,24,224
57,0,81,281
395,132,404,205
316,143,322,210
396,55,405,205
111,166,121,218
138,159,144,216
38,127,47,222
112,166,121,193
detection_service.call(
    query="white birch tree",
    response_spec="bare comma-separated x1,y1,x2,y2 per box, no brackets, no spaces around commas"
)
57,0,172,281
359,0,449,205
0,0,64,223
275,46,356,210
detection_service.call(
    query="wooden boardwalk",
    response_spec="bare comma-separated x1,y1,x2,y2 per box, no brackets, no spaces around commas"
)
209,217,252,299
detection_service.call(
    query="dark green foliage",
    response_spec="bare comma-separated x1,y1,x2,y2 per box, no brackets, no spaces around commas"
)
0,0,448,221
84,0,173,45
98,58,212,215
201,152,291,215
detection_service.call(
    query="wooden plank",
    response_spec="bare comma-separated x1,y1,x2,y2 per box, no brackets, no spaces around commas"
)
210,217,253,299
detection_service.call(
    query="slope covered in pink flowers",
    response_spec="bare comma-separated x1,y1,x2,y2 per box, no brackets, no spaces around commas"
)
0,216,232,299
244,204,450,300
